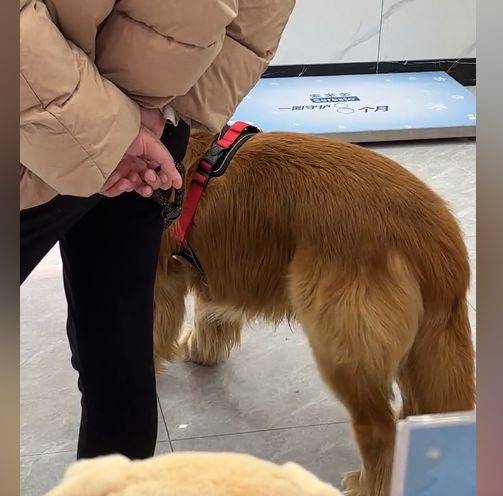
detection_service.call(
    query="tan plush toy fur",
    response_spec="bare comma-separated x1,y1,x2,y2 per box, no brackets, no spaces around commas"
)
45,451,342,496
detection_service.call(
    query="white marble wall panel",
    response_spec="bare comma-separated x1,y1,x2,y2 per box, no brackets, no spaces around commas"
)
271,0,382,65
378,0,476,61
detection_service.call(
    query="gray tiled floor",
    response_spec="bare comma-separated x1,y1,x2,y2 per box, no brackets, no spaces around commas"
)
20,136,475,495
169,423,361,487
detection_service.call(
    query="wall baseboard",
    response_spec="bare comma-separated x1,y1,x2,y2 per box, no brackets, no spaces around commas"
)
263,58,476,86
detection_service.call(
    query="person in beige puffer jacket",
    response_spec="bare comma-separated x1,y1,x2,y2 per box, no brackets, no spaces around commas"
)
20,0,294,460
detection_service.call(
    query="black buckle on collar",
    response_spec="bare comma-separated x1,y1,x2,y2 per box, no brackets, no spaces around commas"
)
204,143,225,168
200,125,260,179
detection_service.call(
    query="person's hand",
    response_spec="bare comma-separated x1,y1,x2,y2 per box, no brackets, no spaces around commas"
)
140,107,166,139
101,125,182,198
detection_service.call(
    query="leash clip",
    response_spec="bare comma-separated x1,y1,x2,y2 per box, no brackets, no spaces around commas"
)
151,160,185,228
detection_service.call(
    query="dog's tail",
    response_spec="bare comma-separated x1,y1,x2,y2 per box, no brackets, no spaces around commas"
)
398,293,475,416
393,185,475,416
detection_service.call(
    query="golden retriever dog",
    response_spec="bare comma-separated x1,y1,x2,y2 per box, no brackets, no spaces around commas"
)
153,132,475,496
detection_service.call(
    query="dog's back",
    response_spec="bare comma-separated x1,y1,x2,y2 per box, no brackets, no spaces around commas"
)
186,132,469,316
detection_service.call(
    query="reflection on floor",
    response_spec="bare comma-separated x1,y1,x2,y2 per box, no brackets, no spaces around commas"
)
20,135,476,496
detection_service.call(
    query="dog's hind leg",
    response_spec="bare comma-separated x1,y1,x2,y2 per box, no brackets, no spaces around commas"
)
178,293,243,366
291,252,422,496
397,298,475,418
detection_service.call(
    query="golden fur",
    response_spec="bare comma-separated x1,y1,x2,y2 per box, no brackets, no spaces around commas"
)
46,452,342,496
153,132,475,496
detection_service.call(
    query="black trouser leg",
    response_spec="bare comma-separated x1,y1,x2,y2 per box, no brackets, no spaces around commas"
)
20,194,101,283
20,120,190,459
60,193,163,459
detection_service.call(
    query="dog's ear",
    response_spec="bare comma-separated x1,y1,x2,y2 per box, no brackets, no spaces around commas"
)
281,462,343,496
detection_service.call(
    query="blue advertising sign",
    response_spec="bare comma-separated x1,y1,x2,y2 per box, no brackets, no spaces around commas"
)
391,412,476,496
231,72,476,142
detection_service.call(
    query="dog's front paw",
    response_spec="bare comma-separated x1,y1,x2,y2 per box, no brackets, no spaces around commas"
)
342,471,367,496
177,325,230,366
177,326,220,366
177,326,197,362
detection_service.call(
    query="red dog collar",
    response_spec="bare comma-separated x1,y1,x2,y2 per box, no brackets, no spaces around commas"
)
172,121,260,249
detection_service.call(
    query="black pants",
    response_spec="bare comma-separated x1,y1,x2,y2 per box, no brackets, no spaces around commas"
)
20,121,191,459
21,193,162,459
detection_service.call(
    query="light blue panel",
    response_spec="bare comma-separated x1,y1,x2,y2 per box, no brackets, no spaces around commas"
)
404,423,476,496
393,415,476,496
231,72,476,137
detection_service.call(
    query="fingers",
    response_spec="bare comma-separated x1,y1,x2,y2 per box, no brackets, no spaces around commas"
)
137,184,153,197
102,169,123,192
146,162,182,189
141,169,161,191
140,128,182,188
127,159,154,197
119,168,152,198
102,126,183,199
143,167,173,191
159,172,172,189
170,167,183,190
140,127,174,169
101,157,136,196
101,177,134,197
126,171,143,189
102,166,168,199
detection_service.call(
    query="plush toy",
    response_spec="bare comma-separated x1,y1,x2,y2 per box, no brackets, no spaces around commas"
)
45,451,342,496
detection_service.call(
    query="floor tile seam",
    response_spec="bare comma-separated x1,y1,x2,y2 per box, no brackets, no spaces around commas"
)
169,420,351,443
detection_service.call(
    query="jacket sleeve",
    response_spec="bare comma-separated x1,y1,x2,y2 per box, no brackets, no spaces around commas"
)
170,0,296,132
95,0,239,110
20,0,140,197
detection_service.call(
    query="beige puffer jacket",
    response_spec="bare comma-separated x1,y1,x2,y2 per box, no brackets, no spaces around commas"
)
20,0,294,210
